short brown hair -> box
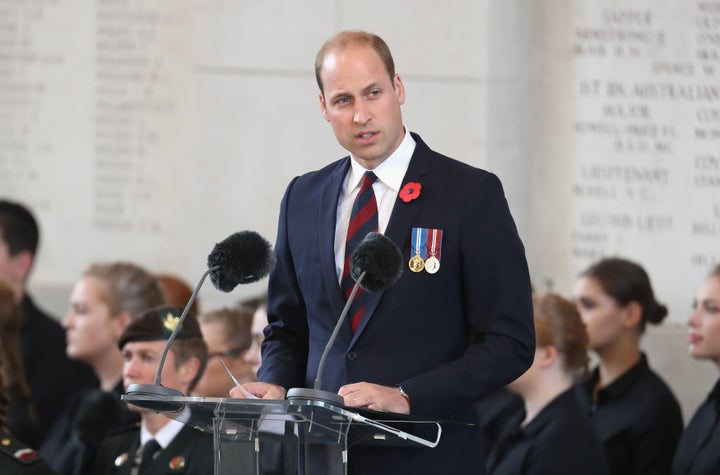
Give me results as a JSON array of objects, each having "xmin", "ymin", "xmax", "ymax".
[
  {"xmin": 315, "ymin": 30, "xmax": 395, "ymax": 93},
  {"xmin": 0, "ymin": 199, "xmax": 39, "ymax": 256}
]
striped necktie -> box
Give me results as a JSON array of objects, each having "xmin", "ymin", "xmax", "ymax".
[{"xmin": 341, "ymin": 171, "xmax": 378, "ymax": 332}]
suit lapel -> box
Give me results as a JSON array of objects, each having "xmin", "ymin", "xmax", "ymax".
[
  {"xmin": 349, "ymin": 134, "xmax": 433, "ymax": 344},
  {"xmin": 319, "ymin": 158, "xmax": 352, "ymax": 325}
]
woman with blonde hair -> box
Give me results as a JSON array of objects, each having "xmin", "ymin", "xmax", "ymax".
[
  {"xmin": 672, "ymin": 264, "xmax": 720, "ymax": 474},
  {"xmin": 40, "ymin": 262, "xmax": 165, "ymax": 475},
  {"xmin": 488, "ymin": 293, "xmax": 608, "ymax": 475}
]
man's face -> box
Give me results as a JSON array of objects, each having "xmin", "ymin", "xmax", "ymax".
[
  {"xmin": 0, "ymin": 233, "xmax": 26, "ymax": 299},
  {"xmin": 319, "ymin": 45, "xmax": 406, "ymax": 170}
]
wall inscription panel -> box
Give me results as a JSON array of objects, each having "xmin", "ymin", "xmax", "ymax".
[
  {"xmin": 0, "ymin": 0, "xmax": 198, "ymax": 299},
  {"xmin": 566, "ymin": 0, "xmax": 719, "ymax": 322}
]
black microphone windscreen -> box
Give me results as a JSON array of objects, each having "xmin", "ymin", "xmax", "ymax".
[
  {"xmin": 207, "ymin": 230, "xmax": 276, "ymax": 292},
  {"xmin": 73, "ymin": 389, "xmax": 121, "ymax": 447},
  {"xmin": 350, "ymin": 232, "xmax": 403, "ymax": 293}
]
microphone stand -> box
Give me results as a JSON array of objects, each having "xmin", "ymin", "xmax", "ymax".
[
  {"xmin": 125, "ymin": 265, "xmax": 220, "ymax": 411},
  {"xmin": 286, "ymin": 271, "xmax": 366, "ymax": 406}
]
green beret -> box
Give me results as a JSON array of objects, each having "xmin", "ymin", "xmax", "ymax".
[{"xmin": 118, "ymin": 306, "xmax": 203, "ymax": 350}]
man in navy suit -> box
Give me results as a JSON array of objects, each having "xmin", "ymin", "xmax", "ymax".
[{"xmin": 231, "ymin": 30, "xmax": 535, "ymax": 474}]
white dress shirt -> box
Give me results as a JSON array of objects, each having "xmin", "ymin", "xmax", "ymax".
[{"xmin": 334, "ymin": 128, "xmax": 416, "ymax": 282}]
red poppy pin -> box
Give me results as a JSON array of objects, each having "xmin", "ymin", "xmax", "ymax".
[{"xmin": 399, "ymin": 182, "xmax": 422, "ymax": 203}]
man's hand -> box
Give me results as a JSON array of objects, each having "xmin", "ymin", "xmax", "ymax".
[
  {"xmin": 338, "ymin": 382, "xmax": 410, "ymax": 414},
  {"xmin": 229, "ymin": 382, "xmax": 286, "ymax": 400}
]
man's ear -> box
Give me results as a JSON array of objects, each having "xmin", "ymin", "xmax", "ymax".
[
  {"xmin": 393, "ymin": 74, "xmax": 406, "ymax": 105},
  {"xmin": 319, "ymin": 93, "xmax": 329, "ymax": 122}
]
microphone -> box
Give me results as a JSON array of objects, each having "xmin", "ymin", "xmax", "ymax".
[
  {"xmin": 125, "ymin": 231, "xmax": 275, "ymax": 410},
  {"xmin": 286, "ymin": 232, "xmax": 403, "ymax": 406}
]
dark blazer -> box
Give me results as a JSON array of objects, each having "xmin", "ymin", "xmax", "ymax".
[
  {"xmin": 575, "ymin": 354, "xmax": 683, "ymax": 475},
  {"xmin": 9, "ymin": 295, "xmax": 97, "ymax": 448},
  {"xmin": 94, "ymin": 424, "xmax": 214, "ymax": 475},
  {"xmin": 477, "ymin": 388, "xmax": 524, "ymax": 459},
  {"xmin": 672, "ymin": 379, "xmax": 720, "ymax": 475},
  {"xmin": 39, "ymin": 383, "xmax": 140, "ymax": 475},
  {"xmin": 488, "ymin": 389, "xmax": 610, "ymax": 475},
  {"xmin": 260, "ymin": 133, "xmax": 535, "ymax": 474}
]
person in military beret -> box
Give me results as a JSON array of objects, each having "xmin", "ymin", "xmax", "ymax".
[
  {"xmin": 0, "ymin": 281, "xmax": 56, "ymax": 474},
  {"xmin": 94, "ymin": 306, "xmax": 214, "ymax": 475}
]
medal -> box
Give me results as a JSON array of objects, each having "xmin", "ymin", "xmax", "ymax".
[
  {"xmin": 169, "ymin": 456, "xmax": 186, "ymax": 470},
  {"xmin": 114, "ymin": 453, "xmax": 129, "ymax": 467},
  {"xmin": 409, "ymin": 254, "xmax": 425, "ymax": 272},
  {"xmin": 425, "ymin": 229, "xmax": 442, "ymax": 274},
  {"xmin": 409, "ymin": 228, "xmax": 426, "ymax": 272}
]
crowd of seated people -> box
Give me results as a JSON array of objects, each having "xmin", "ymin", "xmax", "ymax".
[{"xmin": 3, "ymin": 196, "xmax": 719, "ymax": 475}]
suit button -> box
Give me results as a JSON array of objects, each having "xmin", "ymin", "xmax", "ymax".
[{"xmin": 346, "ymin": 351, "xmax": 357, "ymax": 360}]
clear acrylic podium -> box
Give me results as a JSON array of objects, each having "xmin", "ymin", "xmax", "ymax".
[{"xmin": 123, "ymin": 393, "xmax": 442, "ymax": 475}]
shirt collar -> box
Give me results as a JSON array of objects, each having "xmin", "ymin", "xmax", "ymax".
[
  {"xmin": 347, "ymin": 127, "xmax": 416, "ymax": 194},
  {"xmin": 590, "ymin": 353, "xmax": 650, "ymax": 402},
  {"xmin": 140, "ymin": 409, "xmax": 189, "ymax": 449}
]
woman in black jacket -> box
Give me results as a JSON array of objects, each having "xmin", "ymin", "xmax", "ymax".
[
  {"xmin": 488, "ymin": 293, "xmax": 609, "ymax": 475},
  {"xmin": 39, "ymin": 262, "xmax": 165, "ymax": 475},
  {"xmin": 573, "ymin": 258, "xmax": 682, "ymax": 475},
  {"xmin": 673, "ymin": 264, "xmax": 720, "ymax": 475}
]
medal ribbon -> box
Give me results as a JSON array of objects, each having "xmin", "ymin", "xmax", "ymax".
[
  {"xmin": 427, "ymin": 229, "xmax": 443, "ymax": 260},
  {"xmin": 411, "ymin": 227, "xmax": 428, "ymax": 259}
]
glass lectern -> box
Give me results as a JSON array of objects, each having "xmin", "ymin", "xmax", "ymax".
[{"xmin": 123, "ymin": 393, "xmax": 442, "ymax": 475}]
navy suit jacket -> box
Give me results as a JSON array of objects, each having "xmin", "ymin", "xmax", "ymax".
[{"xmin": 260, "ymin": 133, "xmax": 534, "ymax": 474}]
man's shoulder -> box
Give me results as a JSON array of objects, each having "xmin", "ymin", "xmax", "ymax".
[
  {"xmin": 295, "ymin": 156, "xmax": 348, "ymax": 182},
  {"xmin": 410, "ymin": 132, "xmax": 496, "ymax": 181},
  {"xmin": 21, "ymin": 294, "xmax": 61, "ymax": 330}
]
